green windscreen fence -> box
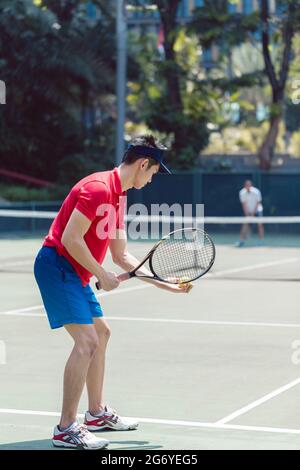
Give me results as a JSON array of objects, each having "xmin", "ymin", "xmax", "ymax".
[
  {"xmin": 127, "ymin": 172, "xmax": 300, "ymax": 216},
  {"xmin": 260, "ymin": 174, "xmax": 300, "ymax": 216}
]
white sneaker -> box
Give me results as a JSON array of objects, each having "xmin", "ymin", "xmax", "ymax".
[
  {"xmin": 52, "ymin": 421, "xmax": 109, "ymax": 449},
  {"xmin": 85, "ymin": 406, "xmax": 139, "ymax": 431}
]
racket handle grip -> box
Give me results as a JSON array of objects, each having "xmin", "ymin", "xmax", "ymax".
[
  {"xmin": 95, "ymin": 272, "xmax": 130, "ymax": 290},
  {"xmin": 117, "ymin": 272, "xmax": 131, "ymax": 282}
]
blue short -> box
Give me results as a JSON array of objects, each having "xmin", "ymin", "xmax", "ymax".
[{"xmin": 34, "ymin": 246, "xmax": 103, "ymax": 329}]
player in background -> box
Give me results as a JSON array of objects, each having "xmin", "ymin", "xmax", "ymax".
[{"xmin": 236, "ymin": 180, "xmax": 264, "ymax": 247}]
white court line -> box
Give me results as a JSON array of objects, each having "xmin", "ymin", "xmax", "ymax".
[
  {"xmin": 99, "ymin": 284, "xmax": 151, "ymax": 297},
  {"xmin": 1, "ymin": 260, "xmax": 33, "ymax": 268},
  {"xmin": 2, "ymin": 309, "xmax": 300, "ymax": 329},
  {"xmin": 0, "ymin": 305, "xmax": 44, "ymax": 315},
  {"xmin": 216, "ymin": 377, "xmax": 300, "ymax": 425},
  {"xmin": 1, "ymin": 408, "xmax": 300, "ymax": 437},
  {"xmin": 103, "ymin": 317, "xmax": 300, "ymax": 329},
  {"xmin": 2, "ymin": 256, "xmax": 298, "ymax": 275},
  {"xmin": 0, "ymin": 285, "xmax": 151, "ymax": 316},
  {"xmin": 207, "ymin": 257, "xmax": 299, "ymax": 278}
]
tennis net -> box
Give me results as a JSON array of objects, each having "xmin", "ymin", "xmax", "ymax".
[
  {"xmin": 0, "ymin": 210, "xmax": 299, "ymax": 281},
  {"xmin": 125, "ymin": 214, "xmax": 300, "ymax": 247},
  {"xmin": 0, "ymin": 209, "xmax": 300, "ymax": 246}
]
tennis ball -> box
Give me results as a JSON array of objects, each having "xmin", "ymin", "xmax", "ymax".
[{"xmin": 178, "ymin": 277, "xmax": 193, "ymax": 292}]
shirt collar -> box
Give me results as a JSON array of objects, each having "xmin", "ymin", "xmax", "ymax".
[{"xmin": 111, "ymin": 167, "xmax": 125, "ymax": 196}]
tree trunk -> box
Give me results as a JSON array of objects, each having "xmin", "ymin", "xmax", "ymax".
[
  {"xmin": 258, "ymin": 113, "xmax": 282, "ymax": 170},
  {"xmin": 155, "ymin": 1, "xmax": 186, "ymax": 152},
  {"xmin": 156, "ymin": 0, "xmax": 182, "ymax": 112},
  {"xmin": 163, "ymin": 42, "xmax": 182, "ymax": 112},
  {"xmin": 258, "ymin": 0, "xmax": 295, "ymax": 170}
]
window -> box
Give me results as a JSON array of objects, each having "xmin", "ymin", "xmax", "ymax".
[
  {"xmin": 86, "ymin": 1, "xmax": 97, "ymax": 19},
  {"xmin": 203, "ymin": 48, "xmax": 214, "ymax": 71},
  {"xmin": 228, "ymin": 0, "xmax": 243, "ymax": 13},
  {"xmin": 243, "ymin": 0, "xmax": 253, "ymax": 14},
  {"xmin": 228, "ymin": 1, "xmax": 237, "ymax": 13},
  {"xmin": 177, "ymin": 0, "xmax": 189, "ymax": 18},
  {"xmin": 194, "ymin": 0, "xmax": 204, "ymax": 7}
]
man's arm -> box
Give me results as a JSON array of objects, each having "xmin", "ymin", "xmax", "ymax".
[
  {"xmin": 252, "ymin": 201, "xmax": 259, "ymax": 215},
  {"xmin": 61, "ymin": 209, "xmax": 119, "ymax": 291},
  {"xmin": 109, "ymin": 230, "xmax": 191, "ymax": 293},
  {"xmin": 240, "ymin": 191, "xmax": 249, "ymax": 216},
  {"xmin": 252, "ymin": 190, "xmax": 262, "ymax": 215}
]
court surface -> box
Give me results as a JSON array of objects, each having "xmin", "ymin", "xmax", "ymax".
[{"xmin": 0, "ymin": 237, "xmax": 300, "ymax": 450}]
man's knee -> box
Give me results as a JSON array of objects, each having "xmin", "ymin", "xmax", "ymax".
[
  {"xmin": 75, "ymin": 333, "xmax": 100, "ymax": 358},
  {"xmin": 94, "ymin": 320, "xmax": 111, "ymax": 341}
]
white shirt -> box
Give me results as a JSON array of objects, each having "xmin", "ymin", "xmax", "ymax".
[{"xmin": 239, "ymin": 187, "xmax": 263, "ymax": 214}]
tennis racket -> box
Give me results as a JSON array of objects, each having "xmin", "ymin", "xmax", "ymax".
[{"xmin": 95, "ymin": 227, "xmax": 215, "ymax": 290}]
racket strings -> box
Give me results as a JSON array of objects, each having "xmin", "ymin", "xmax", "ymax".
[{"xmin": 151, "ymin": 229, "xmax": 215, "ymax": 283}]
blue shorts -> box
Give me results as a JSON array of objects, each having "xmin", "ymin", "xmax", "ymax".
[{"xmin": 34, "ymin": 246, "xmax": 104, "ymax": 329}]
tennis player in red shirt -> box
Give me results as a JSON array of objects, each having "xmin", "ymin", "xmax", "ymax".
[{"xmin": 34, "ymin": 135, "xmax": 191, "ymax": 449}]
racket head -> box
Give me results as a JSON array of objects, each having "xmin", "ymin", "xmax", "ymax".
[{"xmin": 148, "ymin": 227, "xmax": 215, "ymax": 284}]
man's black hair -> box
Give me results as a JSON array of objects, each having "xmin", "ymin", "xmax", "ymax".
[{"xmin": 122, "ymin": 134, "xmax": 166, "ymax": 168}]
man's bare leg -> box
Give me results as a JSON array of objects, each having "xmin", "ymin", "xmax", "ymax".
[
  {"xmin": 86, "ymin": 318, "xmax": 111, "ymax": 415},
  {"xmin": 59, "ymin": 324, "xmax": 99, "ymax": 430},
  {"xmin": 240, "ymin": 223, "xmax": 250, "ymax": 241},
  {"xmin": 258, "ymin": 223, "xmax": 264, "ymax": 240}
]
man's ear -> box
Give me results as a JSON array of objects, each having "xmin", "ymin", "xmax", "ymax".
[{"xmin": 140, "ymin": 158, "xmax": 148, "ymax": 170}]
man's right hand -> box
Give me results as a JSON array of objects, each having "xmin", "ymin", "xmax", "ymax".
[{"xmin": 97, "ymin": 271, "xmax": 120, "ymax": 291}]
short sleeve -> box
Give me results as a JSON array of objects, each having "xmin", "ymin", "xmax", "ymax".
[
  {"xmin": 75, "ymin": 181, "xmax": 110, "ymax": 221},
  {"xmin": 256, "ymin": 189, "xmax": 262, "ymax": 202},
  {"xmin": 239, "ymin": 189, "xmax": 246, "ymax": 203}
]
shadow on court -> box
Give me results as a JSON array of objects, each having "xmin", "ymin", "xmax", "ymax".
[
  {"xmin": 0, "ymin": 439, "xmax": 162, "ymax": 451},
  {"xmin": 107, "ymin": 441, "xmax": 163, "ymax": 450},
  {"xmin": 0, "ymin": 440, "xmax": 53, "ymax": 450}
]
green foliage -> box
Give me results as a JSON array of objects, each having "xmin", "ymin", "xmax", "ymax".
[
  {"xmin": 285, "ymin": 101, "xmax": 300, "ymax": 133},
  {"xmin": 269, "ymin": 102, "xmax": 283, "ymax": 118},
  {"xmin": 58, "ymin": 124, "xmax": 116, "ymax": 185},
  {"xmin": 127, "ymin": 29, "xmax": 216, "ymax": 169},
  {"xmin": 190, "ymin": 1, "xmax": 259, "ymax": 50},
  {"xmin": 203, "ymin": 121, "xmax": 287, "ymax": 155},
  {"xmin": 127, "ymin": 3, "xmax": 269, "ymax": 169},
  {"xmin": 0, "ymin": 183, "xmax": 68, "ymax": 202},
  {"xmin": 0, "ymin": 0, "xmax": 116, "ymax": 183},
  {"xmin": 289, "ymin": 130, "xmax": 300, "ymax": 157},
  {"xmin": 2, "ymin": 0, "xmax": 300, "ymax": 183}
]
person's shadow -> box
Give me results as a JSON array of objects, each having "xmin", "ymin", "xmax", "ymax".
[{"xmin": 0, "ymin": 440, "xmax": 163, "ymax": 450}]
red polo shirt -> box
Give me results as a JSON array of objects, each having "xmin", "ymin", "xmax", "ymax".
[{"xmin": 44, "ymin": 168, "xmax": 126, "ymax": 286}]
